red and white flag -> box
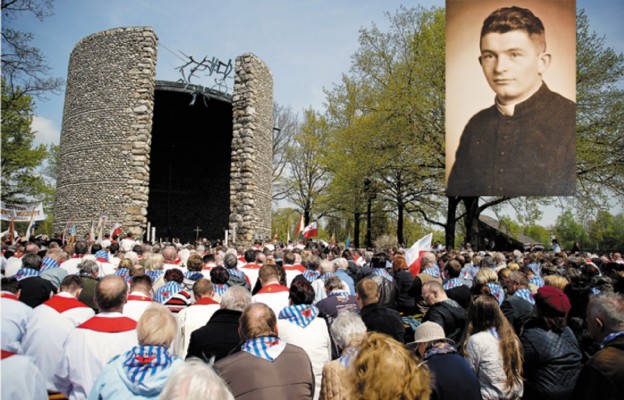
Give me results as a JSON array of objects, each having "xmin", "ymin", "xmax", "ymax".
[
  {"xmin": 302, "ymin": 221, "xmax": 318, "ymax": 238},
  {"xmin": 109, "ymin": 223, "xmax": 122, "ymax": 238},
  {"xmin": 406, "ymin": 233, "xmax": 432, "ymax": 277},
  {"xmin": 295, "ymin": 212, "xmax": 305, "ymax": 235}
]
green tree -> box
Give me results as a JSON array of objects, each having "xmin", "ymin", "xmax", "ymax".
[
  {"xmin": 1, "ymin": 0, "xmax": 63, "ymax": 98},
  {"xmin": 553, "ymin": 210, "xmax": 590, "ymax": 250},
  {"xmin": 283, "ymin": 109, "xmax": 331, "ymax": 225},
  {"xmin": 1, "ymin": 79, "xmax": 49, "ymax": 203},
  {"xmin": 575, "ymin": 10, "xmax": 624, "ymax": 211},
  {"xmin": 324, "ymin": 6, "xmax": 446, "ymax": 246},
  {"xmin": 272, "ymin": 103, "xmax": 298, "ymax": 203}
]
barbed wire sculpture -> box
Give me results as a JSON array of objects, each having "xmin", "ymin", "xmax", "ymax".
[{"xmin": 175, "ymin": 52, "xmax": 234, "ymax": 106}]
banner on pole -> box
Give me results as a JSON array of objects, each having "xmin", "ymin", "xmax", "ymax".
[{"xmin": 0, "ymin": 202, "xmax": 46, "ymax": 222}]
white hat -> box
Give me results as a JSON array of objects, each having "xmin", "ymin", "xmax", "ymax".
[{"xmin": 406, "ymin": 321, "xmax": 454, "ymax": 347}]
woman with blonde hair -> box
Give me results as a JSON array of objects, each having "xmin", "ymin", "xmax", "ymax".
[
  {"xmin": 473, "ymin": 267, "xmax": 505, "ymax": 305},
  {"xmin": 144, "ymin": 253, "xmax": 165, "ymax": 291},
  {"xmin": 463, "ymin": 295, "xmax": 524, "ymax": 399},
  {"xmin": 345, "ymin": 332, "xmax": 431, "ymax": 400},
  {"xmin": 87, "ymin": 303, "xmax": 183, "ymax": 399}
]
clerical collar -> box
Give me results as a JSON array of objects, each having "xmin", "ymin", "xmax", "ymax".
[{"xmin": 495, "ymin": 82, "xmax": 543, "ymax": 117}]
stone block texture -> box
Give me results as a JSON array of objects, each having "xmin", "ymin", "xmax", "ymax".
[
  {"xmin": 229, "ymin": 54, "xmax": 274, "ymax": 245},
  {"xmin": 54, "ymin": 27, "xmax": 157, "ymax": 237}
]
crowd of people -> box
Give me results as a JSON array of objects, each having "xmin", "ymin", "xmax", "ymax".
[{"xmin": 1, "ymin": 233, "xmax": 623, "ymax": 399}]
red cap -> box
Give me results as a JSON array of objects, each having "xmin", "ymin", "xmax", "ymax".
[{"xmin": 536, "ymin": 285, "xmax": 571, "ymax": 316}]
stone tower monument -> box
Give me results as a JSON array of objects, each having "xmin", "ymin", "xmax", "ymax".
[{"xmin": 54, "ymin": 27, "xmax": 273, "ymax": 246}]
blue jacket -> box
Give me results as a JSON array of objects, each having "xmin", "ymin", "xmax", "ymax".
[{"xmin": 87, "ymin": 349, "xmax": 183, "ymax": 399}]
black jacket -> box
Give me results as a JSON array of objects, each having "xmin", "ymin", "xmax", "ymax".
[
  {"xmin": 393, "ymin": 270, "xmax": 416, "ymax": 314},
  {"xmin": 501, "ymin": 295, "xmax": 534, "ymax": 334},
  {"xmin": 520, "ymin": 319, "xmax": 582, "ymax": 400},
  {"xmin": 448, "ymin": 83, "xmax": 576, "ymax": 196},
  {"xmin": 423, "ymin": 299, "xmax": 467, "ymax": 345},
  {"xmin": 425, "ymin": 352, "xmax": 483, "ymax": 400},
  {"xmin": 572, "ymin": 334, "xmax": 624, "ymax": 400},
  {"xmin": 186, "ymin": 309, "xmax": 243, "ymax": 362},
  {"xmin": 360, "ymin": 303, "xmax": 405, "ymax": 343}
]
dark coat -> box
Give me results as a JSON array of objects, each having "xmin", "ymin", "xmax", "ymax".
[
  {"xmin": 447, "ymin": 83, "xmax": 576, "ymax": 196},
  {"xmin": 78, "ymin": 276, "xmax": 98, "ymax": 312},
  {"xmin": 360, "ymin": 303, "xmax": 405, "ymax": 343},
  {"xmin": 520, "ymin": 319, "xmax": 582, "ymax": 400},
  {"xmin": 393, "ymin": 270, "xmax": 416, "ymax": 314},
  {"xmin": 215, "ymin": 343, "xmax": 315, "ymax": 400},
  {"xmin": 423, "ymin": 299, "xmax": 467, "ymax": 345},
  {"xmin": 186, "ymin": 309, "xmax": 243, "ymax": 362},
  {"xmin": 425, "ymin": 352, "xmax": 483, "ymax": 400},
  {"xmin": 446, "ymin": 285, "xmax": 472, "ymax": 311},
  {"xmin": 19, "ymin": 276, "xmax": 55, "ymax": 308},
  {"xmin": 501, "ymin": 295, "xmax": 534, "ymax": 334},
  {"xmin": 572, "ymin": 334, "xmax": 624, "ymax": 400}
]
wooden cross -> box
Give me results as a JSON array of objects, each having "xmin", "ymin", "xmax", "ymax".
[{"xmin": 194, "ymin": 226, "xmax": 202, "ymax": 242}]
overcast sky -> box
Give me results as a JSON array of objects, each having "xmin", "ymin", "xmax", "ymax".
[{"xmin": 9, "ymin": 0, "xmax": 624, "ymax": 227}]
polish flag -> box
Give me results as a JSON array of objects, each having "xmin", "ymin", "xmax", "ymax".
[
  {"xmin": 406, "ymin": 233, "xmax": 433, "ymax": 277},
  {"xmin": 295, "ymin": 212, "xmax": 305, "ymax": 235},
  {"xmin": 109, "ymin": 223, "xmax": 122, "ymax": 238},
  {"xmin": 302, "ymin": 221, "xmax": 318, "ymax": 238}
]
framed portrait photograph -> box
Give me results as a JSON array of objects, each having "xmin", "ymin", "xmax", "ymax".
[{"xmin": 445, "ymin": 0, "xmax": 576, "ymax": 197}]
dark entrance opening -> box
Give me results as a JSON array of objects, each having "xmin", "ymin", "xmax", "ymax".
[{"xmin": 147, "ymin": 82, "xmax": 232, "ymax": 243}]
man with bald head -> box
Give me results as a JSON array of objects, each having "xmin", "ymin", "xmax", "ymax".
[
  {"xmin": 215, "ymin": 303, "xmax": 314, "ymax": 399},
  {"xmin": 54, "ymin": 275, "xmax": 138, "ymax": 400}
]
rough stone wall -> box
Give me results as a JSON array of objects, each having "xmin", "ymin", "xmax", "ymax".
[
  {"xmin": 54, "ymin": 27, "xmax": 157, "ymax": 237},
  {"xmin": 229, "ymin": 54, "xmax": 273, "ymax": 245}
]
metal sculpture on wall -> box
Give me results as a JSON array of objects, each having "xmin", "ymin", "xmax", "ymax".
[{"xmin": 176, "ymin": 52, "xmax": 234, "ymax": 105}]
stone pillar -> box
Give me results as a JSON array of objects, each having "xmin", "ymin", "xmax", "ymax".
[
  {"xmin": 54, "ymin": 27, "xmax": 157, "ymax": 237},
  {"xmin": 229, "ymin": 54, "xmax": 273, "ymax": 246}
]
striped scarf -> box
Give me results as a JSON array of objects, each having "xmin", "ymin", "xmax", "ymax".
[
  {"xmin": 227, "ymin": 268, "xmax": 243, "ymax": 279},
  {"xmin": 486, "ymin": 283, "xmax": 505, "ymax": 305},
  {"xmin": 528, "ymin": 276, "xmax": 545, "ymax": 288},
  {"xmin": 328, "ymin": 290, "xmax": 351, "ymax": 299},
  {"xmin": 443, "ymin": 278, "xmax": 462, "ymax": 290},
  {"xmin": 372, "ymin": 268, "xmax": 394, "ymax": 282},
  {"xmin": 420, "ymin": 267, "xmax": 441, "ymax": 279},
  {"xmin": 528, "ymin": 263, "xmax": 541, "ymax": 276},
  {"xmin": 184, "ymin": 271, "xmax": 203, "ymax": 281},
  {"xmin": 146, "ymin": 270, "xmax": 163, "ymax": 282},
  {"xmin": 302, "ymin": 270, "xmax": 320, "ymax": 283},
  {"xmin": 15, "ymin": 268, "xmax": 39, "ymax": 280},
  {"xmin": 278, "ymin": 304, "xmax": 319, "ymax": 328},
  {"xmin": 319, "ymin": 272, "xmax": 335, "ymax": 281},
  {"xmin": 460, "ymin": 265, "xmax": 479, "ymax": 280},
  {"xmin": 600, "ymin": 331, "xmax": 624, "ymax": 349},
  {"xmin": 214, "ymin": 283, "xmax": 229, "ymax": 297},
  {"xmin": 513, "ymin": 288, "xmax": 535, "ymax": 305},
  {"xmin": 241, "ymin": 336, "xmax": 286, "ymax": 362},
  {"xmin": 115, "ymin": 268, "xmax": 130, "ymax": 277},
  {"xmin": 153, "ymin": 281, "xmax": 183, "ymax": 304},
  {"xmin": 338, "ymin": 346, "xmax": 360, "ymax": 368},
  {"xmin": 95, "ymin": 250, "xmax": 109, "ymax": 262},
  {"xmin": 40, "ymin": 256, "xmax": 60, "ymax": 272},
  {"xmin": 122, "ymin": 345, "xmax": 173, "ymax": 385}
]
